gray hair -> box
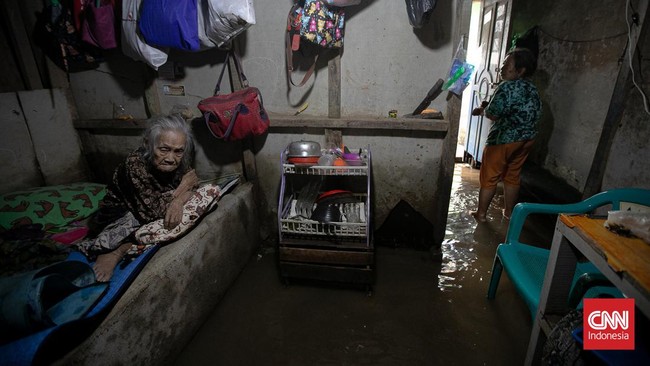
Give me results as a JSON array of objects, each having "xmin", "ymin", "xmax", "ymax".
[
  {"xmin": 142, "ymin": 114, "xmax": 195, "ymax": 171},
  {"xmin": 508, "ymin": 48, "xmax": 538, "ymax": 78}
]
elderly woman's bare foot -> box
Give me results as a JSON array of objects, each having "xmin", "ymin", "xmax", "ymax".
[
  {"xmin": 470, "ymin": 211, "xmax": 487, "ymax": 223},
  {"xmin": 93, "ymin": 243, "xmax": 132, "ymax": 282}
]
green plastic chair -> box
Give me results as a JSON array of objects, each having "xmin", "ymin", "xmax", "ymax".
[{"xmin": 486, "ymin": 188, "xmax": 650, "ymax": 320}]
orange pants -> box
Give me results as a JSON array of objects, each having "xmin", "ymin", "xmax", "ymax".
[{"xmin": 480, "ymin": 140, "xmax": 534, "ymax": 189}]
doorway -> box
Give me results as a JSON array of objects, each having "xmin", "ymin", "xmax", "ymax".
[{"xmin": 458, "ymin": 0, "xmax": 513, "ymax": 168}]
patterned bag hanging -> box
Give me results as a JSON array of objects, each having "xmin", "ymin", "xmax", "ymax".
[
  {"xmin": 286, "ymin": 0, "xmax": 346, "ymax": 87},
  {"xmin": 299, "ymin": 0, "xmax": 345, "ymax": 48}
]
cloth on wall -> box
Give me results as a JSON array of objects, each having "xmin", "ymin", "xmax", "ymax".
[
  {"xmin": 33, "ymin": 0, "xmax": 101, "ymax": 72},
  {"xmin": 79, "ymin": 0, "xmax": 118, "ymax": 50}
]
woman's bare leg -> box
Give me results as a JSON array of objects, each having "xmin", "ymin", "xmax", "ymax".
[
  {"xmin": 93, "ymin": 243, "xmax": 131, "ymax": 282},
  {"xmin": 502, "ymin": 184, "xmax": 520, "ymax": 219},
  {"xmin": 471, "ymin": 187, "xmax": 496, "ymax": 222}
]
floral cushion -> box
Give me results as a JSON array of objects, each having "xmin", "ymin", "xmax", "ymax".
[
  {"xmin": 134, "ymin": 184, "xmax": 222, "ymax": 245},
  {"xmin": 0, "ymin": 183, "xmax": 106, "ymax": 231}
]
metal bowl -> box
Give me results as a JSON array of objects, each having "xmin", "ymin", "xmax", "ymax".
[
  {"xmin": 311, "ymin": 202, "xmax": 342, "ymax": 223},
  {"xmin": 287, "ymin": 141, "xmax": 321, "ymax": 157}
]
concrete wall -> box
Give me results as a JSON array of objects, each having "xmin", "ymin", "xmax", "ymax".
[
  {"xmin": 0, "ymin": 89, "xmax": 88, "ymax": 195},
  {"xmin": 254, "ymin": 128, "xmax": 446, "ymax": 242},
  {"xmin": 75, "ymin": 120, "xmax": 245, "ymax": 184},
  {"xmin": 63, "ymin": 0, "xmax": 463, "ymax": 247},
  {"xmin": 67, "ymin": 1, "xmax": 456, "ymax": 119},
  {"xmin": 74, "ymin": 122, "xmax": 447, "ymax": 247},
  {"xmin": 602, "ymin": 17, "xmax": 650, "ymax": 191},
  {"xmin": 511, "ymin": 0, "xmax": 650, "ymax": 192}
]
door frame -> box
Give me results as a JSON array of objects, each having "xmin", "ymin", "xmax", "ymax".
[{"xmin": 463, "ymin": 0, "xmax": 513, "ymax": 167}]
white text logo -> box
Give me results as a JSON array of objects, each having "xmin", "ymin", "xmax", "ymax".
[{"xmin": 587, "ymin": 310, "xmax": 629, "ymax": 330}]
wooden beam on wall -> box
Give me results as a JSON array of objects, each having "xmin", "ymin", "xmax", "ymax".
[
  {"xmin": 325, "ymin": 129, "xmax": 343, "ymax": 150},
  {"xmin": 583, "ymin": 0, "xmax": 648, "ymax": 198},
  {"xmin": 1, "ymin": 0, "xmax": 43, "ymax": 90},
  {"xmin": 228, "ymin": 49, "xmax": 245, "ymax": 92},
  {"xmin": 328, "ymin": 51, "xmax": 341, "ymax": 118},
  {"xmin": 143, "ymin": 65, "xmax": 162, "ymax": 118}
]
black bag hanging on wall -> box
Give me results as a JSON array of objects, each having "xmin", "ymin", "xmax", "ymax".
[{"xmin": 405, "ymin": 0, "xmax": 438, "ymax": 28}]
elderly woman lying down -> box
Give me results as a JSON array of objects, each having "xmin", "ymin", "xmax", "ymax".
[{"xmin": 76, "ymin": 114, "xmax": 198, "ymax": 282}]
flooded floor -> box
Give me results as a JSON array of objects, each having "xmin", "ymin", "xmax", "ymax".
[{"xmin": 174, "ymin": 164, "xmax": 554, "ymax": 365}]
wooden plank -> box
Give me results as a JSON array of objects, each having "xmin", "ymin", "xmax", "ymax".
[
  {"xmin": 562, "ymin": 215, "xmax": 650, "ymax": 292},
  {"xmin": 229, "ymin": 43, "xmax": 257, "ymax": 185},
  {"xmin": 279, "ymin": 247, "xmax": 373, "ymax": 266},
  {"xmin": 228, "ymin": 47, "xmax": 245, "ymax": 91},
  {"xmin": 76, "ymin": 116, "xmax": 449, "ymax": 133},
  {"xmin": 0, "ymin": 92, "xmax": 44, "ymax": 194},
  {"xmin": 270, "ymin": 114, "xmax": 449, "ymax": 132},
  {"xmin": 143, "ymin": 66, "xmax": 162, "ymax": 117},
  {"xmin": 280, "ymin": 237, "xmax": 370, "ymax": 250},
  {"xmin": 324, "ymin": 129, "xmax": 342, "ymax": 150},
  {"xmin": 74, "ymin": 119, "xmax": 150, "ymax": 130},
  {"xmin": 17, "ymin": 0, "xmax": 54, "ymax": 89},
  {"xmin": 1, "ymin": 0, "xmax": 42, "ymax": 89},
  {"xmin": 328, "ymin": 52, "xmax": 341, "ymax": 118},
  {"xmin": 18, "ymin": 89, "xmax": 90, "ymax": 185},
  {"xmin": 279, "ymin": 262, "xmax": 373, "ymax": 284},
  {"xmin": 583, "ymin": 0, "xmax": 648, "ymax": 197}
]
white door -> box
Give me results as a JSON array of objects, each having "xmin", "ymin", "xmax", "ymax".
[{"xmin": 464, "ymin": 0, "xmax": 512, "ymax": 167}]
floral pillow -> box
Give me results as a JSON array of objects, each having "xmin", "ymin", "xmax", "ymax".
[
  {"xmin": 134, "ymin": 184, "xmax": 223, "ymax": 245},
  {"xmin": 0, "ymin": 183, "xmax": 106, "ymax": 231}
]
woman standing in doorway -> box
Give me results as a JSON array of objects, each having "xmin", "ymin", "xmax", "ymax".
[{"xmin": 470, "ymin": 48, "xmax": 542, "ymax": 222}]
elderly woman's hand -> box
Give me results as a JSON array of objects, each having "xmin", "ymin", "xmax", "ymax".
[
  {"xmin": 164, "ymin": 200, "xmax": 183, "ymax": 229},
  {"xmin": 164, "ymin": 191, "xmax": 193, "ymax": 229},
  {"xmin": 166, "ymin": 170, "xmax": 198, "ymax": 229},
  {"xmin": 174, "ymin": 169, "xmax": 199, "ymax": 197}
]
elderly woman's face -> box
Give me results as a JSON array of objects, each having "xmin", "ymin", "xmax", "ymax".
[
  {"xmin": 499, "ymin": 54, "xmax": 524, "ymax": 81},
  {"xmin": 153, "ymin": 130, "xmax": 186, "ymax": 172}
]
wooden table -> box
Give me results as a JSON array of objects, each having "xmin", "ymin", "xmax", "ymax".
[{"xmin": 525, "ymin": 214, "xmax": 650, "ymax": 364}]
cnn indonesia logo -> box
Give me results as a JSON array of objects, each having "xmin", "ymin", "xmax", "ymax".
[{"xmin": 583, "ymin": 298, "xmax": 635, "ymax": 350}]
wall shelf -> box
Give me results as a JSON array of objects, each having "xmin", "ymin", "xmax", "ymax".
[
  {"xmin": 75, "ymin": 116, "xmax": 449, "ymax": 133},
  {"xmin": 269, "ymin": 114, "xmax": 449, "ymax": 132}
]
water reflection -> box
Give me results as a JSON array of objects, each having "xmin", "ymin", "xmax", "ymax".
[{"xmin": 438, "ymin": 164, "xmax": 506, "ymax": 291}]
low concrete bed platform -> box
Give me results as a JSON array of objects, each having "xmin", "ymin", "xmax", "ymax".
[{"xmin": 56, "ymin": 182, "xmax": 259, "ymax": 365}]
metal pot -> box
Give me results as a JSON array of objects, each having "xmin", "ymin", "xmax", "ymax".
[{"xmin": 287, "ymin": 141, "xmax": 321, "ymax": 157}]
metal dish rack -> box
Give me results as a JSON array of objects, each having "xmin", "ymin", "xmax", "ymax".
[
  {"xmin": 280, "ymin": 219, "xmax": 367, "ymax": 237},
  {"xmin": 277, "ymin": 146, "xmax": 374, "ymax": 291}
]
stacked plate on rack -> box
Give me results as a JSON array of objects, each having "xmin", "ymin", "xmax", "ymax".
[{"xmin": 286, "ymin": 140, "xmax": 321, "ymax": 166}]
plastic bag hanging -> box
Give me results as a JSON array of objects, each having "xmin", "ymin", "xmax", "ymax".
[
  {"xmin": 405, "ymin": 0, "xmax": 438, "ymax": 28},
  {"xmin": 443, "ymin": 37, "xmax": 475, "ymax": 96}
]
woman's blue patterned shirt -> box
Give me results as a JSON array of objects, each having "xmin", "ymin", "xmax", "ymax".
[{"xmin": 485, "ymin": 78, "xmax": 542, "ymax": 145}]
